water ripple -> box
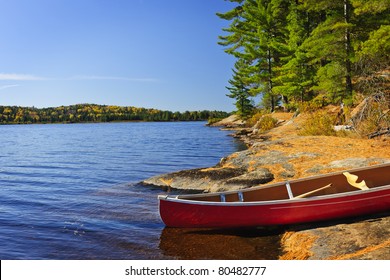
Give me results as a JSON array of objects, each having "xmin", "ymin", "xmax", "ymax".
[{"xmin": 0, "ymin": 122, "xmax": 243, "ymax": 259}]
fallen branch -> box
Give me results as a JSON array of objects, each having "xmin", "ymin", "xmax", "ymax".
[{"xmin": 368, "ymin": 128, "xmax": 390, "ymax": 139}]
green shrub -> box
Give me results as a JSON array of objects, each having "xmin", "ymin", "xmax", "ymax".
[{"xmin": 207, "ymin": 117, "xmax": 223, "ymax": 125}]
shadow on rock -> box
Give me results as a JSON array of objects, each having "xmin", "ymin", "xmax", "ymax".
[
  {"xmin": 159, "ymin": 227, "xmax": 283, "ymax": 260},
  {"xmin": 286, "ymin": 211, "xmax": 390, "ymax": 233}
]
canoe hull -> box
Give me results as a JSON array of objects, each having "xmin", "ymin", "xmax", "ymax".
[{"xmin": 159, "ymin": 186, "xmax": 390, "ymax": 228}]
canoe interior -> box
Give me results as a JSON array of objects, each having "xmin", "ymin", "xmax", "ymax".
[{"xmin": 176, "ymin": 163, "xmax": 390, "ymax": 203}]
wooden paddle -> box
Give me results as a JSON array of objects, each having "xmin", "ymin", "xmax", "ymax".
[{"xmin": 293, "ymin": 183, "xmax": 333, "ymax": 199}]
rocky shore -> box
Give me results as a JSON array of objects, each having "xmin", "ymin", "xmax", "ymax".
[{"xmin": 142, "ymin": 111, "xmax": 390, "ymax": 259}]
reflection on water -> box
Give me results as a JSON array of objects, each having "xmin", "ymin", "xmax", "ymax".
[{"xmin": 159, "ymin": 227, "xmax": 283, "ymax": 260}]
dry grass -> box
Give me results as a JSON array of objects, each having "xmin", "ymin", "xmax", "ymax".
[
  {"xmin": 159, "ymin": 178, "xmax": 173, "ymax": 186},
  {"xmin": 279, "ymin": 231, "xmax": 318, "ymax": 260},
  {"xmin": 258, "ymin": 135, "xmax": 390, "ymax": 182},
  {"xmin": 247, "ymin": 160, "xmax": 258, "ymax": 172},
  {"xmin": 201, "ymin": 162, "xmax": 237, "ymax": 172},
  {"xmin": 328, "ymin": 239, "xmax": 390, "ymax": 260},
  {"xmin": 250, "ymin": 109, "xmax": 390, "ymax": 180}
]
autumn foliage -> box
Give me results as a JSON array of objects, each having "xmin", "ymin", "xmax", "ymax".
[{"xmin": 0, "ymin": 104, "xmax": 229, "ymax": 124}]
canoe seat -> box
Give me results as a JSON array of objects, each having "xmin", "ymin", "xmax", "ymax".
[
  {"xmin": 285, "ymin": 181, "xmax": 294, "ymax": 199},
  {"xmin": 343, "ymin": 172, "xmax": 369, "ymax": 190},
  {"xmin": 220, "ymin": 192, "xmax": 244, "ymax": 202}
]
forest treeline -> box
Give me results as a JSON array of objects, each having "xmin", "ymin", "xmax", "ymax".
[
  {"xmin": 0, "ymin": 104, "xmax": 230, "ymax": 124},
  {"xmin": 218, "ymin": 0, "xmax": 390, "ymax": 117}
]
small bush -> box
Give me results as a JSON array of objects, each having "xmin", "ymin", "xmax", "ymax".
[
  {"xmin": 245, "ymin": 111, "xmax": 267, "ymax": 127},
  {"xmin": 352, "ymin": 96, "xmax": 390, "ymax": 137},
  {"xmin": 297, "ymin": 100, "xmax": 324, "ymax": 113},
  {"xmin": 207, "ymin": 117, "xmax": 223, "ymax": 125},
  {"xmin": 299, "ymin": 111, "xmax": 336, "ymax": 136},
  {"xmin": 255, "ymin": 115, "xmax": 279, "ymax": 132},
  {"xmin": 356, "ymin": 107, "xmax": 390, "ymax": 137}
]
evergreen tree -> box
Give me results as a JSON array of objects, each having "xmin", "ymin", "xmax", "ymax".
[
  {"xmin": 218, "ymin": 0, "xmax": 390, "ymax": 110},
  {"xmin": 217, "ymin": 0, "xmax": 246, "ymax": 58},
  {"xmin": 352, "ymin": 0, "xmax": 390, "ymax": 74},
  {"xmin": 299, "ymin": 0, "xmax": 355, "ymax": 103},
  {"xmin": 300, "ymin": 0, "xmax": 389, "ymax": 103},
  {"xmin": 226, "ymin": 59, "xmax": 255, "ymax": 117},
  {"xmin": 273, "ymin": 1, "xmax": 318, "ymax": 104},
  {"xmin": 241, "ymin": 0, "xmax": 290, "ymax": 111},
  {"xmin": 218, "ymin": 0, "xmax": 291, "ymax": 111}
]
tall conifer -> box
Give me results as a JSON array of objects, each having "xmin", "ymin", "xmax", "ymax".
[
  {"xmin": 226, "ymin": 59, "xmax": 255, "ymax": 117},
  {"xmin": 217, "ymin": 0, "xmax": 390, "ymax": 111}
]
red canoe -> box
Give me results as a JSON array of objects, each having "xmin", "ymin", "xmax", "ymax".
[{"xmin": 158, "ymin": 163, "xmax": 390, "ymax": 228}]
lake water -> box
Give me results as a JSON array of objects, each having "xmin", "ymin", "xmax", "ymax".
[{"xmin": 0, "ymin": 122, "xmax": 281, "ymax": 260}]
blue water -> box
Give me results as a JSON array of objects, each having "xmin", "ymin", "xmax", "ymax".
[{"xmin": 0, "ymin": 121, "xmax": 258, "ymax": 259}]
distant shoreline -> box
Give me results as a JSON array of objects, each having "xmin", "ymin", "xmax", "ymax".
[
  {"xmin": 0, "ymin": 119, "xmax": 210, "ymax": 126},
  {"xmin": 0, "ymin": 103, "xmax": 230, "ymax": 125}
]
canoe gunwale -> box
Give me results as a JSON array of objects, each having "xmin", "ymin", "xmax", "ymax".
[
  {"xmin": 159, "ymin": 163, "xmax": 390, "ymax": 204},
  {"xmin": 158, "ymin": 183, "xmax": 390, "ymax": 207},
  {"xmin": 158, "ymin": 163, "xmax": 390, "ymax": 228}
]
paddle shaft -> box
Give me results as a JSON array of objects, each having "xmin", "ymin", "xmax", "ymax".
[{"xmin": 293, "ymin": 183, "xmax": 333, "ymax": 199}]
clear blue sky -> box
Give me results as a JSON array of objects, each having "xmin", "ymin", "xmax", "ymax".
[{"xmin": 0, "ymin": 0, "xmax": 236, "ymax": 112}]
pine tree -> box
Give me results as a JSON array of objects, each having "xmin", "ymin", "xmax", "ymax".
[
  {"xmin": 352, "ymin": 0, "xmax": 390, "ymax": 74},
  {"xmin": 299, "ymin": 0, "xmax": 355, "ymax": 103},
  {"xmin": 217, "ymin": 0, "xmax": 390, "ymax": 110},
  {"xmin": 273, "ymin": 1, "xmax": 318, "ymax": 104},
  {"xmin": 226, "ymin": 59, "xmax": 255, "ymax": 117},
  {"xmin": 218, "ymin": 0, "xmax": 291, "ymax": 111},
  {"xmin": 241, "ymin": 0, "xmax": 290, "ymax": 111},
  {"xmin": 217, "ymin": 0, "xmax": 246, "ymax": 58},
  {"xmin": 300, "ymin": 0, "xmax": 389, "ymax": 103}
]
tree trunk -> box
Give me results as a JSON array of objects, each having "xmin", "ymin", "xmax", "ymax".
[
  {"xmin": 268, "ymin": 48, "xmax": 275, "ymax": 111},
  {"xmin": 344, "ymin": 0, "xmax": 353, "ymax": 97}
]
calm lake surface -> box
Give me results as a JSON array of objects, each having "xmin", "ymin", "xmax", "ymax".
[{"xmin": 0, "ymin": 122, "xmax": 281, "ymax": 259}]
